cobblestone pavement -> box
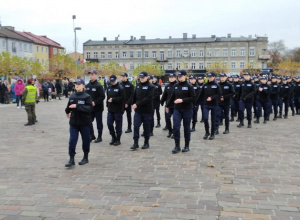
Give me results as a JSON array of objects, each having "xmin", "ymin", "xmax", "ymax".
[{"xmin": 0, "ymin": 98, "xmax": 300, "ymax": 220}]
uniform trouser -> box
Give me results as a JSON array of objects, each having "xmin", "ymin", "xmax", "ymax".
[
  {"xmin": 25, "ymin": 103, "xmax": 36, "ymax": 123},
  {"xmin": 90, "ymin": 111, "xmax": 103, "ymax": 136},
  {"xmin": 283, "ymin": 98, "xmax": 290, "ymax": 116},
  {"xmin": 278, "ymin": 98, "xmax": 283, "ymax": 115},
  {"xmin": 230, "ymin": 99, "xmax": 239, "ymax": 117},
  {"xmin": 123, "ymin": 106, "xmax": 132, "ymax": 129},
  {"xmin": 133, "ymin": 112, "xmax": 151, "ymax": 140},
  {"xmin": 203, "ymin": 105, "xmax": 217, "ymax": 134},
  {"xmin": 165, "ymin": 107, "xmax": 174, "ymax": 132},
  {"xmin": 294, "ymin": 96, "xmax": 300, "ymax": 113},
  {"xmin": 256, "ymin": 100, "xmax": 270, "ymax": 119},
  {"xmin": 69, "ymin": 125, "xmax": 90, "ymax": 156},
  {"xmin": 238, "ymin": 100, "xmax": 253, "ymax": 123},
  {"xmin": 107, "ymin": 111, "xmax": 123, "ymax": 137},
  {"xmin": 289, "ymin": 97, "xmax": 295, "ymax": 113},
  {"xmin": 173, "ymin": 108, "xmax": 193, "ymax": 142},
  {"xmin": 271, "ymin": 99, "xmax": 279, "ymax": 117},
  {"xmin": 43, "ymin": 91, "xmax": 48, "ymax": 101},
  {"xmin": 16, "ymin": 95, "xmax": 23, "ymax": 107},
  {"xmin": 199, "ymin": 101, "xmax": 204, "ymax": 120},
  {"xmin": 64, "ymin": 89, "xmax": 68, "ymax": 98},
  {"xmin": 153, "ymin": 100, "xmax": 161, "ymax": 121},
  {"xmin": 253, "ymin": 99, "xmax": 257, "ymax": 115},
  {"xmin": 217, "ymin": 105, "xmax": 230, "ymax": 129},
  {"xmin": 192, "ymin": 105, "xmax": 199, "ymax": 124}
]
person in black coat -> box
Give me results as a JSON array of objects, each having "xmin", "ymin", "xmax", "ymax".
[
  {"xmin": 270, "ymin": 76, "xmax": 281, "ymax": 120},
  {"xmin": 55, "ymin": 79, "xmax": 62, "ymax": 100},
  {"xmin": 189, "ymin": 75, "xmax": 201, "ymax": 132},
  {"xmin": 254, "ymin": 76, "xmax": 271, "ymax": 124},
  {"xmin": 280, "ymin": 78, "xmax": 291, "ymax": 118},
  {"xmin": 152, "ymin": 76, "xmax": 162, "ymax": 128}
]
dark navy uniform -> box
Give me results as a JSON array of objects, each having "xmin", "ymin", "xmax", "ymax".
[
  {"xmin": 86, "ymin": 71, "xmax": 106, "ymax": 142},
  {"xmin": 167, "ymin": 70, "xmax": 195, "ymax": 153},
  {"xmin": 277, "ymin": 77, "xmax": 284, "ymax": 118},
  {"xmin": 197, "ymin": 77, "xmax": 205, "ymax": 122},
  {"xmin": 280, "ymin": 79, "xmax": 291, "ymax": 118},
  {"xmin": 254, "ymin": 77, "xmax": 271, "ymax": 124},
  {"xmin": 199, "ymin": 72, "xmax": 222, "ymax": 140},
  {"xmin": 253, "ymin": 77, "xmax": 260, "ymax": 118},
  {"xmin": 270, "ymin": 77, "xmax": 281, "ymax": 120},
  {"xmin": 152, "ymin": 79, "xmax": 162, "ymax": 129},
  {"xmin": 189, "ymin": 76, "xmax": 201, "ymax": 131},
  {"xmin": 131, "ymin": 72, "xmax": 155, "ymax": 150},
  {"xmin": 294, "ymin": 77, "xmax": 300, "ymax": 114},
  {"xmin": 288, "ymin": 77, "xmax": 296, "ymax": 116},
  {"xmin": 120, "ymin": 74, "xmax": 135, "ymax": 132},
  {"xmin": 231, "ymin": 77, "xmax": 241, "ymax": 121},
  {"xmin": 106, "ymin": 75, "xmax": 125, "ymax": 145}
]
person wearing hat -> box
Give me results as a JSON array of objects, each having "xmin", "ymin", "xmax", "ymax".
[
  {"xmin": 294, "ymin": 76, "xmax": 300, "ymax": 115},
  {"xmin": 130, "ymin": 72, "xmax": 155, "ymax": 150},
  {"xmin": 270, "ymin": 76, "xmax": 281, "ymax": 120},
  {"xmin": 228, "ymin": 75, "xmax": 233, "ymax": 84},
  {"xmin": 152, "ymin": 75, "xmax": 163, "ymax": 128},
  {"xmin": 230, "ymin": 75, "xmax": 241, "ymax": 122},
  {"xmin": 22, "ymin": 78, "xmax": 38, "ymax": 126},
  {"xmin": 199, "ymin": 72, "xmax": 222, "ymax": 140},
  {"xmin": 280, "ymin": 78, "xmax": 291, "ymax": 118},
  {"xmin": 277, "ymin": 76, "xmax": 283, "ymax": 118},
  {"xmin": 189, "ymin": 75, "xmax": 200, "ymax": 132},
  {"xmin": 160, "ymin": 73, "xmax": 177, "ymax": 138},
  {"xmin": 237, "ymin": 72, "xmax": 256, "ymax": 128},
  {"xmin": 287, "ymin": 76, "xmax": 296, "ymax": 116},
  {"xmin": 106, "ymin": 75, "xmax": 125, "ymax": 146},
  {"xmin": 146, "ymin": 75, "xmax": 155, "ymax": 137},
  {"xmin": 65, "ymin": 79, "xmax": 93, "ymax": 167},
  {"xmin": 254, "ymin": 77, "xmax": 271, "ymax": 124},
  {"xmin": 166, "ymin": 70, "xmax": 196, "ymax": 153},
  {"xmin": 216, "ymin": 73, "xmax": 235, "ymax": 134},
  {"xmin": 86, "ymin": 70, "xmax": 106, "ymax": 143},
  {"xmin": 252, "ymin": 75, "xmax": 260, "ymax": 119},
  {"xmin": 197, "ymin": 76, "xmax": 205, "ymax": 123},
  {"xmin": 120, "ymin": 73, "xmax": 135, "ymax": 133}
]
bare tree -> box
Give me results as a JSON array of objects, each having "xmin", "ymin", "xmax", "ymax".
[
  {"xmin": 268, "ymin": 40, "xmax": 286, "ymax": 67},
  {"xmin": 291, "ymin": 48, "xmax": 300, "ymax": 62}
]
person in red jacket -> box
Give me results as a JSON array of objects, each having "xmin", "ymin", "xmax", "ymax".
[{"xmin": 14, "ymin": 79, "xmax": 25, "ymax": 108}]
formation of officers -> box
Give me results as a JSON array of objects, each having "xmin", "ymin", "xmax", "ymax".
[{"xmin": 64, "ymin": 69, "xmax": 300, "ymax": 167}]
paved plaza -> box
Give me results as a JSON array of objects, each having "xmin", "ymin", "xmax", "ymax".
[{"xmin": 0, "ymin": 98, "xmax": 300, "ymax": 220}]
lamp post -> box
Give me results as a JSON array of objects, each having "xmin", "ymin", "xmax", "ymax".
[{"xmin": 72, "ymin": 15, "xmax": 81, "ymax": 79}]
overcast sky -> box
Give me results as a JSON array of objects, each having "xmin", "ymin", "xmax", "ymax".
[{"xmin": 1, "ymin": 0, "xmax": 299, "ymax": 54}]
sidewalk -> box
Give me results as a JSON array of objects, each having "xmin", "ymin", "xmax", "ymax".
[{"xmin": 0, "ymin": 98, "xmax": 299, "ymax": 220}]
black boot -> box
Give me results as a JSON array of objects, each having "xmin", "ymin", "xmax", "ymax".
[
  {"xmin": 215, "ymin": 128, "xmax": 219, "ymax": 135},
  {"xmin": 78, "ymin": 153, "xmax": 89, "ymax": 165},
  {"xmin": 223, "ymin": 126, "xmax": 229, "ymax": 134},
  {"xmin": 191, "ymin": 122, "xmax": 196, "ymax": 132},
  {"xmin": 247, "ymin": 123, "xmax": 252, "ymax": 128},
  {"xmin": 155, "ymin": 120, "xmax": 161, "ymax": 128},
  {"xmin": 200, "ymin": 119, "xmax": 204, "ymax": 123},
  {"xmin": 65, "ymin": 156, "xmax": 75, "ymax": 167},
  {"xmin": 172, "ymin": 141, "xmax": 181, "ymax": 154},
  {"xmin": 292, "ymin": 111, "xmax": 295, "ymax": 116},
  {"xmin": 182, "ymin": 140, "xmax": 190, "ymax": 152},
  {"xmin": 278, "ymin": 114, "xmax": 282, "ymax": 118},
  {"xmin": 237, "ymin": 120, "xmax": 244, "ymax": 127},
  {"xmin": 109, "ymin": 134, "xmax": 116, "ymax": 145},
  {"xmin": 94, "ymin": 133, "xmax": 102, "ymax": 143},
  {"xmin": 203, "ymin": 133, "xmax": 210, "ymax": 140},
  {"xmin": 284, "ymin": 114, "xmax": 288, "ymax": 119},
  {"xmin": 230, "ymin": 117, "xmax": 234, "ymax": 122},
  {"xmin": 263, "ymin": 118, "xmax": 267, "ymax": 124},
  {"xmin": 114, "ymin": 135, "xmax": 121, "ymax": 146},
  {"xmin": 90, "ymin": 134, "xmax": 96, "ymax": 143},
  {"xmin": 209, "ymin": 133, "xmax": 215, "ymax": 140},
  {"xmin": 24, "ymin": 122, "xmax": 32, "ymax": 126},
  {"xmin": 130, "ymin": 139, "xmax": 139, "ymax": 150},
  {"xmin": 254, "ymin": 118, "xmax": 260, "ymax": 123},
  {"xmin": 142, "ymin": 139, "xmax": 150, "ymax": 149},
  {"xmin": 167, "ymin": 130, "xmax": 172, "ymax": 138},
  {"xmin": 125, "ymin": 128, "xmax": 132, "ymax": 133},
  {"xmin": 273, "ymin": 116, "xmax": 277, "ymax": 121},
  {"xmin": 162, "ymin": 126, "xmax": 168, "ymax": 130}
]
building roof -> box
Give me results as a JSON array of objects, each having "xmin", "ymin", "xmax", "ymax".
[
  {"xmin": 38, "ymin": 35, "xmax": 64, "ymax": 49},
  {"xmin": 84, "ymin": 35, "xmax": 267, "ymax": 46},
  {"xmin": 16, "ymin": 31, "xmax": 48, "ymax": 46},
  {"xmin": 0, "ymin": 27, "xmax": 33, "ymax": 42}
]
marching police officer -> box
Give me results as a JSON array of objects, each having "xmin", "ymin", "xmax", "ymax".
[
  {"xmin": 106, "ymin": 75, "xmax": 125, "ymax": 146},
  {"xmin": 152, "ymin": 76, "xmax": 163, "ymax": 128},
  {"xmin": 254, "ymin": 76, "xmax": 271, "ymax": 124},
  {"xmin": 270, "ymin": 76, "xmax": 281, "ymax": 121},
  {"xmin": 277, "ymin": 76, "xmax": 284, "ymax": 118},
  {"xmin": 161, "ymin": 73, "xmax": 177, "ymax": 138},
  {"xmin": 22, "ymin": 78, "xmax": 38, "ymax": 126},
  {"xmin": 120, "ymin": 73, "xmax": 135, "ymax": 133},
  {"xmin": 237, "ymin": 72, "xmax": 256, "ymax": 128},
  {"xmin": 189, "ymin": 75, "xmax": 200, "ymax": 132},
  {"xmin": 199, "ymin": 72, "xmax": 222, "ymax": 140},
  {"xmin": 197, "ymin": 76, "xmax": 205, "ymax": 123},
  {"xmin": 294, "ymin": 76, "xmax": 300, "ymax": 114},
  {"xmin": 217, "ymin": 73, "xmax": 235, "ymax": 134},
  {"xmin": 130, "ymin": 72, "xmax": 155, "ymax": 150},
  {"xmin": 287, "ymin": 76, "xmax": 296, "ymax": 116},
  {"xmin": 280, "ymin": 78, "xmax": 291, "ymax": 118},
  {"xmin": 231, "ymin": 75, "xmax": 241, "ymax": 122},
  {"xmin": 86, "ymin": 70, "xmax": 105, "ymax": 143},
  {"xmin": 166, "ymin": 70, "xmax": 195, "ymax": 153}
]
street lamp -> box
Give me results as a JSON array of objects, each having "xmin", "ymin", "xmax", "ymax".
[{"xmin": 74, "ymin": 27, "xmax": 81, "ymax": 79}]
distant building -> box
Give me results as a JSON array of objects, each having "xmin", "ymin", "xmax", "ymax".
[
  {"xmin": 83, "ymin": 33, "xmax": 270, "ymax": 74},
  {"xmin": 67, "ymin": 52, "xmax": 84, "ymax": 64}
]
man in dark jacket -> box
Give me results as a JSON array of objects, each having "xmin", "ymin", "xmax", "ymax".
[
  {"xmin": 189, "ymin": 75, "xmax": 200, "ymax": 132},
  {"xmin": 130, "ymin": 72, "xmax": 155, "ymax": 150},
  {"xmin": 86, "ymin": 70, "xmax": 106, "ymax": 143},
  {"xmin": 106, "ymin": 75, "xmax": 125, "ymax": 146},
  {"xmin": 55, "ymin": 79, "xmax": 62, "ymax": 100},
  {"xmin": 120, "ymin": 73, "xmax": 135, "ymax": 133},
  {"xmin": 254, "ymin": 76, "xmax": 271, "ymax": 124},
  {"xmin": 152, "ymin": 76, "xmax": 162, "ymax": 128},
  {"xmin": 270, "ymin": 76, "xmax": 281, "ymax": 120},
  {"xmin": 294, "ymin": 76, "xmax": 300, "ymax": 114}
]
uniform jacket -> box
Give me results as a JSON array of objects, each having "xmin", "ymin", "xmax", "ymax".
[
  {"xmin": 133, "ymin": 80, "xmax": 155, "ymax": 114},
  {"xmin": 219, "ymin": 81, "xmax": 235, "ymax": 106},
  {"xmin": 256, "ymin": 83, "xmax": 271, "ymax": 102},
  {"xmin": 120, "ymin": 80, "xmax": 134, "ymax": 105},
  {"xmin": 152, "ymin": 82, "xmax": 162, "ymax": 102},
  {"xmin": 161, "ymin": 81, "xmax": 176, "ymax": 108},
  {"xmin": 270, "ymin": 82, "xmax": 281, "ymax": 100},
  {"xmin": 106, "ymin": 82, "xmax": 125, "ymax": 113},
  {"xmin": 199, "ymin": 80, "xmax": 222, "ymax": 106},
  {"xmin": 239, "ymin": 80, "xmax": 257, "ymax": 102},
  {"xmin": 86, "ymin": 80, "xmax": 105, "ymax": 112},
  {"xmin": 280, "ymin": 83, "xmax": 291, "ymax": 100},
  {"xmin": 190, "ymin": 82, "xmax": 201, "ymax": 106}
]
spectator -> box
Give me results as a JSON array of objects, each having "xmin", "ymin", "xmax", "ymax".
[{"xmin": 15, "ymin": 79, "xmax": 25, "ymax": 108}]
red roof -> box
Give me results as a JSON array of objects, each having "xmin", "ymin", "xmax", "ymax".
[
  {"xmin": 16, "ymin": 31, "xmax": 48, "ymax": 46},
  {"xmin": 38, "ymin": 35, "xmax": 64, "ymax": 49}
]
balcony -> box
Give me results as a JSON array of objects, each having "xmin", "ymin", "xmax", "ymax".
[{"xmin": 258, "ymin": 55, "xmax": 271, "ymax": 60}]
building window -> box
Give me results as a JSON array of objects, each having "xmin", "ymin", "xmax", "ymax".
[
  {"xmin": 250, "ymin": 48, "xmax": 255, "ymax": 56},
  {"xmin": 185, "ymin": 62, "xmax": 188, "ymax": 69},
  {"xmin": 249, "ymin": 61, "xmax": 254, "ymax": 68},
  {"xmin": 199, "ymin": 62, "xmax": 204, "ymax": 69},
  {"xmin": 36, "ymin": 46, "xmax": 39, "ymax": 52},
  {"xmin": 95, "ymin": 52, "xmax": 99, "ymax": 59},
  {"xmin": 130, "ymin": 62, "xmax": 134, "ymax": 70},
  {"xmin": 261, "ymin": 49, "xmax": 267, "ymax": 55},
  {"xmin": 12, "ymin": 42, "xmax": 16, "ymax": 53},
  {"xmin": 160, "ymin": 51, "xmax": 164, "ymax": 60},
  {"xmin": 207, "ymin": 62, "xmax": 211, "ymax": 68},
  {"xmin": 122, "ymin": 51, "xmax": 127, "ymax": 58},
  {"xmin": 222, "ymin": 49, "xmax": 228, "ymax": 57},
  {"xmin": 145, "ymin": 51, "xmax": 149, "ymax": 58},
  {"xmin": 37, "ymin": 58, "xmax": 39, "ymax": 63},
  {"xmin": 2, "ymin": 41, "xmax": 6, "ymax": 48},
  {"xmin": 46, "ymin": 47, "xmax": 48, "ymax": 53},
  {"xmin": 137, "ymin": 51, "xmax": 142, "ymax": 58},
  {"xmin": 191, "ymin": 62, "xmax": 196, "ymax": 69},
  {"xmin": 86, "ymin": 52, "xmax": 90, "ymax": 59},
  {"xmin": 115, "ymin": 52, "xmax": 119, "ymax": 58},
  {"xmin": 130, "ymin": 51, "xmax": 134, "ymax": 58},
  {"xmin": 168, "ymin": 50, "xmax": 172, "ymax": 58},
  {"xmin": 231, "ymin": 48, "xmax": 236, "ymax": 56},
  {"xmin": 240, "ymin": 61, "xmax": 245, "ymax": 69},
  {"xmin": 176, "ymin": 50, "xmax": 181, "ymax": 57},
  {"xmin": 41, "ymin": 47, "xmax": 44, "ymax": 53},
  {"xmin": 53, "ymin": 48, "xmax": 57, "ymax": 54},
  {"xmin": 214, "ymin": 49, "xmax": 219, "ymax": 57},
  {"xmin": 199, "ymin": 49, "xmax": 204, "ymax": 57},
  {"xmin": 152, "ymin": 51, "xmax": 156, "ymax": 58},
  {"xmin": 176, "ymin": 62, "xmax": 180, "ymax": 70},
  {"xmin": 161, "ymin": 64, "xmax": 164, "ymax": 70},
  {"xmin": 206, "ymin": 49, "xmax": 211, "ymax": 57},
  {"xmin": 183, "ymin": 49, "xmax": 189, "ymax": 57},
  {"xmin": 191, "ymin": 50, "xmax": 196, "ymax": 57},
  {"xmin": 240, "ymin": 48, "xmax": 245, "ymax": 56},
  {"xmin": 108, "ymin": 52, "xmax": 112, "ymax": 59},
  {"xmin": 231, "ymin": 61, "xmax": 236, "ymax": 69},
  {"xmin": 168, "ymin": 62, "xmax": 172, "ymax": 70}
]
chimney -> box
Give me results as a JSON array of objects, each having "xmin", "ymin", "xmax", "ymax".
[
  {"xmin": 115, "ymin": 37, "xmax": 118, "ymax": 41},
  {"xmin": 227, "ymin": 33, "xmax": 231, "ymax": 38},
  {"xmin": 169, "ymin": 36, "xmax": 172, "ymax": 39},
  {"xmin": 192, "ymin": 34, "xmax": 196, "ymax": 39},
  {"xmin": 3, "ymin": 26, "xmax": 15, "ymax": 31},
  {"xmin": 103, "ymin": 37, "xmax": 107, "ymax": 41},
  {"xmin": 183, "ymin": 33, "xmax": 187, "ymax": 39},
  {"xmin": 211, "ymin": 35, "xmax": 216, "ymax": 38},
  {"xmin": 140, "ymin": 36, "xmax": 146, "ymax": 41},
  {"xmin": 248, "ymin": 35, "xmax": 252, "ymax": 38},
  {"xmin": 130, "ymin": 36, "xmax": 133, "ymax": 40},
  {"xmin": 134, "ymin": 37, "xmax": 136, "ymax": 40}
]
